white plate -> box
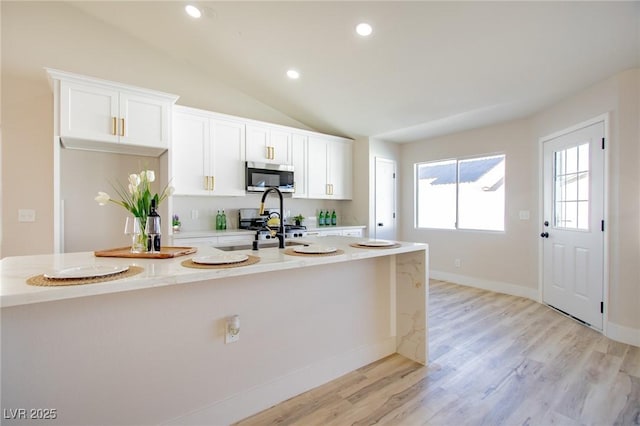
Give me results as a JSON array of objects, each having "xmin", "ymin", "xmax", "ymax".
[
  {"xmin": 293, "ymin": 245, "xmax": 337, "ymax": 254},
  {"xmin": 192, "ymin": 254, "xmax": 249, "ymax": 265},
  {"xmin": 357, "ymin": 240, "xmax": 396, "ymax": 247},
  {"xmin": 44, "ymin": 265, "xmax": 129, "ymax": 279}
]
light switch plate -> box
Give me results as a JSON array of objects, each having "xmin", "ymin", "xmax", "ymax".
[
  {"xmin": 18, "ymin": 209, "xmax": 36, "ymax": 222},
  {"xmin": 519, "ymin": 210, "xmax": 530, "ymax": 220}
]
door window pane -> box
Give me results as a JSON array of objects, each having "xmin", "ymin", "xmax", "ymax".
[{"xmin": 554, "ymin": 143, "xmax": 589, "ymax": 230}]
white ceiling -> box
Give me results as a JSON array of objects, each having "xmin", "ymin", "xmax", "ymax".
[{"xmin": 68, "ymin": 1, "xmax": 639, "ymax": 143}]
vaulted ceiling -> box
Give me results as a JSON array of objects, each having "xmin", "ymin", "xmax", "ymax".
[{"xmin": 69, "ymin": 1, "xmax": 639, "ymax": 142}]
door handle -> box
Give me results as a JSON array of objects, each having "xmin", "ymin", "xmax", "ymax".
[
  {"xmin": 378, "ymin": 223, "xmax": 384, "ymax": 227},
  {"xmin": 544, "ymin": 221, "xmax": 549, "ymax": 227},
  {"xmin": 540, "ymin": 232, "xmax": 549, "ymax": 238}
]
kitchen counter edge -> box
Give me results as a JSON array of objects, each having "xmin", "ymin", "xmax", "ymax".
[{"xmin": 0, "ymin": 236, "xmax": 426, "ymax": 308}]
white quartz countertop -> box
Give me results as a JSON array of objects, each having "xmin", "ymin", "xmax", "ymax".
[{"xmin": 1, "ymin": 236, "xmax": 426, "ymax": 308}]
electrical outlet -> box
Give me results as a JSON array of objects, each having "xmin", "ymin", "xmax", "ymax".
[
  {"xmin": 225, "ymin": 315, "xmax": 240, "ymax": 344},
  {"xmin": 454, "ymin": 258, "xmax": 461, "ymax": 268},
  {"xmin": 18, "ymin": 209, "xmax": 36, "ymax": 222}
]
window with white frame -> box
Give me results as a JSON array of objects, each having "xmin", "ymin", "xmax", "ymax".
[{"xmin": 415, "ymin": 154, "xmax": 506, "ymax": 231}]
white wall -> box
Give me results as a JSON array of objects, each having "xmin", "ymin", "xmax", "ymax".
[
  {"xmin": 0, "ymin": 1, "xmax": 313, "ymax": 256},
  {"xmin": 400, "ymin": 119, "xmax": 538, "ymax": 296},
  {"xmin": 531, "ymin": 69, "xmax": 640, "ymax": 334},
  {"xmin": 343, "ymin": 137, "xmax": 400, "ymax": 239},
  {"xmin": 399, "ymin": 69, "xmax": 639, "ymax": 336}
]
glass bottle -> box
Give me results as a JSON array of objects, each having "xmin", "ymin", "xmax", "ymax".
[
  {"xmin": 221, "ymin": 210, "xmax": 227, "ymax": 230},
  {"xmin": 318, "ymin": 210, "xmax": 325, "ymax": 226},
  {"xmin": 331, "ymin": 210, "xmax": 337, "ymax": 226},
  {"xmin": 146, "ymin": 199, "xmax": 161, "ymax": 252}
]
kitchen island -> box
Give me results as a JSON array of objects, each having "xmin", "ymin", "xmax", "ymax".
[{"xmin": 1, "ymin": 236, "xmax": 428, "ymax": 425}]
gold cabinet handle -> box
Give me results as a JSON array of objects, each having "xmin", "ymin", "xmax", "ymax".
[
  {"xmin": 120, "ymin": 118, "xmax": 125, "ymax": 137},
  {"xmin": 265, "ymin": 146, "xmax": 270, "ymax": 160},
  {"xmin": 326, "ymin": 183, "xmax": 330, "ymax": 195},
  {"xmin": 203, "ymin": 176, "xmax": 209, "ymax": 190},
  {"xmin": 112, "ymin": 117, "xmax": 117, "ymax": 135},
  {"xmin": 271, "ymin": 146, "xmax": 275, "ymax": 160},
  {"xmin": 211, "ymin": 176, "xmax": 215, "ymax": 191}
]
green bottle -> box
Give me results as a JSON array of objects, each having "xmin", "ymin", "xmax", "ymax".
[
  {"xmin": 216, "ymin": 210, "xmax": 221, "ymax": 230},
  {"xmin": 221, "ymin": 210, "xmax": 227, "ymax": 230},
  {"xmin": 331, "ymin": 210, "xmax": 337, "ymax": 226},
  {"xmin": 318, "ymin": 210, "xmax": 325, "ymax": 226}
]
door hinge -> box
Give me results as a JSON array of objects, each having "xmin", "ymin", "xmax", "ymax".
[
  {"xmin": 601, "ymin": 302, "xmax": 604, "ymax": 314},
  {"xmin": 393, "ymin": 212, "xmax": 396, "ymax": 219},
  {"xmin": 601, "ymin": 220, "xmax": 605, "ymax": 232},
  {"xmin": 602, "ymin": 138, "xmax": 605, "ymax": 149},
  {"xmin": 393, "ymin": 172, "xmax": 396, "ymax": 179}
]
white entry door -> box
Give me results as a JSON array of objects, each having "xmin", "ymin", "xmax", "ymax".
[
  {"xmin": 542, "ymin": 121, "xmax": 605, "ymax": 329},
  {"xmin": 374, "ymin": 157, "xmax": 396, "ymax": 240}
]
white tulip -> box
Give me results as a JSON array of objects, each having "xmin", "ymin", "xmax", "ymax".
[
  {"xmin": 128, "ymin": 173, "xmax": 140, "ymax": 188},
  {"xmin": 145, "ymin": 170, "xmax": 155, "ymax": 182},
  {"xmin": 95, "ymin": 191, "xmax": 111, "ymax": 206}
]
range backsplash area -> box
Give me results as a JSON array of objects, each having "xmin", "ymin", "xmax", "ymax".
[{"xmin": 172, "ymin": 195, "xmax": 353, "ymax": 231}]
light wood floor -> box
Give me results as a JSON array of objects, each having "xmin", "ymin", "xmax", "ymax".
[{"xmin": 236, "ymin": 279, "xmax": 640, "ymax": 426}]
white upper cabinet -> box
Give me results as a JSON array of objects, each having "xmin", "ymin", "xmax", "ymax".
[
  {"xmin": 210, "ymin": 118, "xmax": 246, "ymax": 196},
  {"xmin": 172, "ymin": 106, "xmax": 245, "ymax": 196},
  {"xmin": 246, "ymin": 124, "xmax": 291, "ymax": 164},
  {"xmin": 48, "ymin": 68, "xmax": 178, "ymax": 157},
  {"xmin": 307, "ymin": 136, "xmax": 353, "ymax": 200},
  {"xmin": 171, "ymin": 109, "xmax": 210, "ymax": 196},
  {"xmin": 291, "ymin": 133, "xmax": 308, "ymax": 198}
]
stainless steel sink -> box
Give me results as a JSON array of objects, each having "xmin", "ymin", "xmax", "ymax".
[{"xmin": 216, "ymin": 240, "xmax": 307, "ymax": 251}]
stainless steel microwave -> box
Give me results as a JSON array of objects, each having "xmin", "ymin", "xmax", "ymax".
[{"xmin": 246, "ymin": 162, "xmax": 295, "ymax": 193}]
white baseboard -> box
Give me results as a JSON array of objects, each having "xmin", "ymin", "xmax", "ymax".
[
  {"xmin": 606, "ymin": 321, "xmax": 640, "ymax": 347},
  {"xmin": 162, "ymin": 337, "xmax": 397, "ymax": 426},
  {"xmin": 430, "ymin": 270, "xmax": 539, "ymax": 300}
]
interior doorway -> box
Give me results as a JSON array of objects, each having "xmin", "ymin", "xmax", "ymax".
[{"xmin": 374, "ymin": 157, "xmax": 397, "ymax": 240}]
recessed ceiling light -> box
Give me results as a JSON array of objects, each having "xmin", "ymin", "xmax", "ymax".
[
  {"xmin": 287, "ymin": 69, "xmax": 300, "ymax": 79},
  {"xmin": 356, "ymin": 23, "xmax": 373, "ymax": 37},
  {"xmin": 185, "ymin": 5, "xmax": 202, "ymax": 19}
]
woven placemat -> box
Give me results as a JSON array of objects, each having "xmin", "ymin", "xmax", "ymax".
[
  {"xmin": 283, "ymin": 248, "xmax": 345, "ymax": 257},
  {"xmin": 181, "ymin": 255, "xmax": 261, "ymax": 269},
  {"xmin": 27, "ymin": 265, "xmax": 144, "ymax": 287},
  {"xmin": 349, "ymin": 243, "xmax": 402, "ymax": 249}
]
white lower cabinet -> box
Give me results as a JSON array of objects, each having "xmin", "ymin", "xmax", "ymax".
[
  {"xmin": 342, "ymin": 229, "xmax": 364, "ymax": 237},
  {"xmin": 172, "ymin": 106, "xmax": 245, "ymax": 196},
  {"xmin": 306, "ymin": 228, "xmax": 364, "ymax": 237}
]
